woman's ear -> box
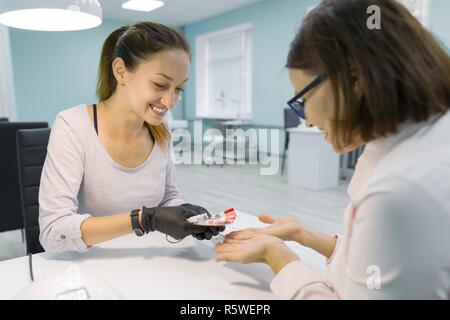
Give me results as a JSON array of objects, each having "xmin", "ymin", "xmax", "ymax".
[{"xmin": 112, "ymin": 57, "xmax": 127, "ymax": 86}]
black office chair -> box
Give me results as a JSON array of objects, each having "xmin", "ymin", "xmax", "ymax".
[
  {"xmin": 16, "ymin": 128, "xmax": 51, "ymax": 254},
  {"xmin": 281, "ymin": 108, "xmax": 301, "ymax": 175},
  {"xmin": 0, "ymin": 122, "xmax": 48, "ymax": 234},
  {"xmin": 0, "ymin": 117, "xmax": 8, "ymax": 122}
]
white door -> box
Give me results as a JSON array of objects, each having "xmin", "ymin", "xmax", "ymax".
[
  {"xmin": 196, "ymin": 24, "xmax": 252, "ymax": 120},
  {"xmin": 208, "ymin": 34, "xmax": 242, "ymax": 119},
  {"xmin": 209, "ymin": 58, "xmax": 242, "ymax": 119}
]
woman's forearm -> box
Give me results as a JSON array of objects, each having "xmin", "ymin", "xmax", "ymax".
[
  {"xmin": 293, "ymin": 227, "xmax": 337, "ymax": 259},
  {"xmin": 264, "ymin": 242, "xmax": 300, "ymax": 274},
  {"xmin": 80, "ymin": 213, "xmax": 134, "ymax": 247}
]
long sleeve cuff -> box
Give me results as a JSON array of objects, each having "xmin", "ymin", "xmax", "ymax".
[
  {"xmin": 160, "ymin": 198, "xmax": 185, "ymax": 207},
  {"xmin": 40, "ymin": 213, "xmax": 91, "ymax": 253},
  {"xmin": 68, "ymin": 213, "xmax": 92, "ymax": 253},
  {"xmin": 270, "ymin": 260, "xmax": 326, "ymax": 299},
  {"xmin": 326, "ymin": 234, "xmax": 341, "ymax": 265}
]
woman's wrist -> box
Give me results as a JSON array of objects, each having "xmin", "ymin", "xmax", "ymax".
[
  {"xmin": 294, "ymin": 227, "xmax": 338, "ymax": 259},
  {"xmin": 292, "ymin": 226, "xmax": 310, "ymax": 246},
  {"xmin": 263, "ymin": 241, "xmax": 300, "ymax": 274}
]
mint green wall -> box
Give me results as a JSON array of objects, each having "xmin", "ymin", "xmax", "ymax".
[
  {"xmin": 10, "ymin": 19, "xmax": 132, "ymax": 124},
  {"xmin": 430, "ymin": 0, "xmax": 450, "ymax": 52},
  {"xmin": 182, "ymin": 0, "xmax": 450, "ymax": 127}
]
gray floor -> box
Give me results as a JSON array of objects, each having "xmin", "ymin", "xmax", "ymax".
[
  {"xmin": 0, "ymin": 229, "xmax": 26, "ymax": 261},
  {"xmin": 176, "ymin": 163, "xmax": 348, "ymax": 235},
  {"xmin": 0, "ymin": 163, "xmax": 349, "ymax": 261}
]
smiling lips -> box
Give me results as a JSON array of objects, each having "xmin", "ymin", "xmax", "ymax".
[{"xmin": 149, "ymin": 104, "xmax": 167, "ymax": 116}]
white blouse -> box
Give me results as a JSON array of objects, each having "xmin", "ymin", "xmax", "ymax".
[{"xmin": 271, "ymin": 111, "xmax": 450, "ymax": 299}]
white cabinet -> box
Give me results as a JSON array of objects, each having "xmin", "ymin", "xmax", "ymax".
[{"xmin": 287, "ymin": 124, "xmax": 340, "ymax": 190}]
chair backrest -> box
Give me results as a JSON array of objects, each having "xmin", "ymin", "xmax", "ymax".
[
  {"xmin": 0, "ymin": 117, "xmax": 8, "ymax": 122},
  {"xmin": 284, "ymin": 108, "xmax": 300, "ymax": 129},
  {"xmin": 16, "ymin": 128, "xmax": 51, "ymax": 254},
  {"xmin": 0, "ymin": 122, "xmax": 48, "ymax": 233}
]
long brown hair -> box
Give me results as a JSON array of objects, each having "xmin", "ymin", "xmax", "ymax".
[
  {"xmin": 287, "ymin": 0, "xmax": 450, "ymax": 149},
  {"xmin": 96, "ymin": 22, "xmax": 191, "ymax": 148}
]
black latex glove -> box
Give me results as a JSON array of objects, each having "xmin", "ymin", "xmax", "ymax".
[
  {"xmin": 180, "ymin": 203, "xmax": 226, "ymax": 240},
  {"xmin": 140, "ymin": 205, "xmax": 223, "ymax": 240}
]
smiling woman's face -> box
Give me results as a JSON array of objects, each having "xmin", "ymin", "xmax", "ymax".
[
  {"xmin": 289, "ymin": 68, "xmax": 362, "ymax": 153},
  {"xmin": 116, "ymin": 49, "xmax": 190, "ymax": 126}
]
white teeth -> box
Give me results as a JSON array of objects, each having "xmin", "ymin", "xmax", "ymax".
[{"xmin": 149, "ymin": 104, "xmax": 167, "ymax": 115}]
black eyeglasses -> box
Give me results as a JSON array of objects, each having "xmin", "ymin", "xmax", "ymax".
[{"xmin": 287, "ymin": 74, "xmax": 327, "ymax": 119}]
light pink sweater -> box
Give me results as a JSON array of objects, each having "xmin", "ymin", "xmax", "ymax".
[
  {"xmin": 38, "ymin": 105, "xmax": 183, "ymax": 253},
  {"xmin": 271, "ymin": 112, "xmax": 450, "ymax": 299}
]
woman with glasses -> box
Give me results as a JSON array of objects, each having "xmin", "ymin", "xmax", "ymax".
[{"xmin": 214, "ymin": 0, "xmax": 450, "ymax": 299}]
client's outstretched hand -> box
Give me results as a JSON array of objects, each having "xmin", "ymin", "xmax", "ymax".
[{"xmin": 214, "ymin": 234, "xmax": 299, "ymax": 274}]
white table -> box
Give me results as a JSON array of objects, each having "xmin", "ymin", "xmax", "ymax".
[
  {"xmin": 0, "ymin": 211, "xmax": 326, "ymax": 300},
  {"xmin": 287, "ymin": 124, "xmax": 340, "ymax": 190}
]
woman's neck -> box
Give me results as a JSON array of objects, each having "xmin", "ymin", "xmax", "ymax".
[{"xmin": 100, "ymin": 95, "xmax": 146, "ymax": 141}]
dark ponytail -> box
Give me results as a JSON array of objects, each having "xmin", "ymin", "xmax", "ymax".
[{"xmin": 96, "ymin": 26, "xmax": 129, "ymax": 101}]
